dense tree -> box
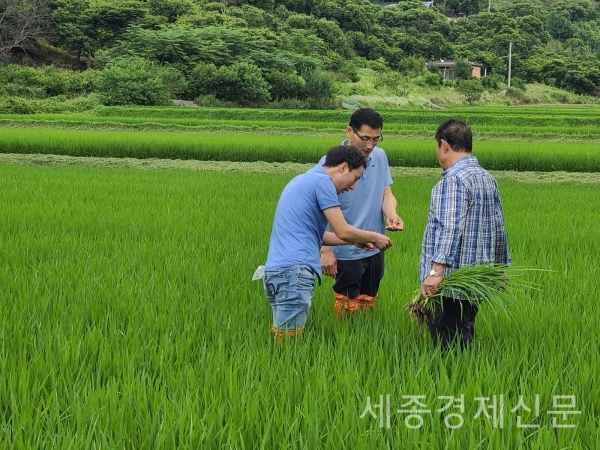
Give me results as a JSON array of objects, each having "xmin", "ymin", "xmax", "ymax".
[
  {"xmin": 573, "ymin": 21, "xmax": 600, "ymax": 57},
  {"xmin": 548, "ymin": 10, "xmax": 574, "ymax": 40},
  {"xmin": 5, "ymin": 0, "xmax": 600, "ymax": 102},
  {"xmin": 378, "ymin": 4, "xmax": 445, "ymax": 35},
  {"xmin": 312, "ymin": 0, "xmax": 375, "ymax": 34},
  {"xmin": 105, "ymin": 25, "xmax": 319, "ymax": 75},
  {"xmin": 228, "ymin": 4, "xmax": 279, "ymax": 28},
  {"xmin": 445, "ymin": 0, "xmax": 480, "ymax": 16},
  {"xmin": 49, "ymin": 0, "xmax": 147, "ymax": 60},
  {"xmin": 273, "ymin": 0, "xmax": 314, "ymax": 15},
  {"xmin": 499, "ymin": 2, "xmax": 543, "ymax": 19},
  {"xmin": 146, "ymin": 0, "xmax": 198, "ymax": 23}
]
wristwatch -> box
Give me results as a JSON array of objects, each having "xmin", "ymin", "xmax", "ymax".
[{"xmin": 429, "ymin": 269, "xmax": 444, "ymax": 277}]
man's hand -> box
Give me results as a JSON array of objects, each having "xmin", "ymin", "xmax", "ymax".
[
  {"xmin": 373, "ymin": 233, "xmax": 393, "ymax": 251},
  {"xmin": 355, "ymin": 242, "xmax": 375, "ymax": 251},
  {"xmin": 421, "ymin": 275, "xmax": 442, "ymax": 298},
  {"xmin": 320, "ymin": 251, "xmax": 338, "ymax": 277},
  {"xmin": 385, "ymin": 214, "xmax": 404, "ymax": 231}
]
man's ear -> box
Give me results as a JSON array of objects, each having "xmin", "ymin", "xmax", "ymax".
[
  {"xmin": 339, "ymin": 162, "xmax": 349, "ymax": 172},
  {"xmin": 440, "ymin": 139, "xmax": 450, "ymax": 154},
  {"xmin": 345, "ymin": 126, "xmax": 353, "ymax": 140}
]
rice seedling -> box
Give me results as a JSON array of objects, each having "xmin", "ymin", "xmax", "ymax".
[
  {"xmin": 407, "ymin": 264, "xmax": 546, "ymax": 328},
  {"xmin": 0, "ymin": 128, "xmax": 599, "ymax": 172},
  {"xmin": 0, "ymin": 162, "xmax": 597, "ymax": 448},
  {"xmin": 3, "ymin": 104, "xmax": 600, "ymax": 139}
]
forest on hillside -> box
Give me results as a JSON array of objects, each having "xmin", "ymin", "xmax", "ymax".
[{"xmin": 1, "ymin": 0, "xmax": 599, "ymax": 108}]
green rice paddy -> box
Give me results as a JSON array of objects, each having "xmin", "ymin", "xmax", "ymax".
[{"xmin": 1, "ymin": 105, "xmax": 599, "ymax": 448}]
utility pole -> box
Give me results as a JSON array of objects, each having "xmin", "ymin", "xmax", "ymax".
[
  {"xmin": 507, "ymin": 41, "xmax": 512, "ymax": 87},
  {"xmin": 488, "ymin": 0, "xmax": 491, "ymax": 13}
]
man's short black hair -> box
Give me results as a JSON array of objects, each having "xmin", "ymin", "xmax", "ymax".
[
  {"xmin": 435, "ymin": 119, "xmax": 472, "ymax": 152},
  {"xmin": 349, "ymin": 108, "xmax": 383, "ymax": 131},
  {"xmin": 324, "ymin": 144, "xmax": 367, "ymax": 170}
]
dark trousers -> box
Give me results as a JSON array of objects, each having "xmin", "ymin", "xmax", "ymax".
[
  {"xmin": 428, "ymin": 296, "xmax": 478, "ymax": 349},
  {"xmin": 333, "ymin": 252, "xmax": 384, "ymax": 299}
]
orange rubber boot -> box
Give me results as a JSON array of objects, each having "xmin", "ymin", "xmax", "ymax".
[
  {"xmin": 270, "ymin": 325, "xmax": 303, "ymax": 344},
  {"xmin": 356, "ymin": 294, "xmax": 378, "ymax": 310},
  {"xmin": 334, "ymin": 292, "xmax": 360, "ymax": 320}
]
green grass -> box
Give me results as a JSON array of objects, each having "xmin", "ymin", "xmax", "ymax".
[
  {"xmin": 0, "ymin": 163, "xmax": 598, "ymax": 448},
  {"xmin": 1, "ymin": 128, "xmax": 600, "ymax": 172},
  {"xmin": 4, "ymin": 105, "xmax": 600, "ymax": 137}
]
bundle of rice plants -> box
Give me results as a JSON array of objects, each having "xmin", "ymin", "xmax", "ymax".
[{"xmin": 407, "ymin": 264, "xmax": 545, "ymax": 327}]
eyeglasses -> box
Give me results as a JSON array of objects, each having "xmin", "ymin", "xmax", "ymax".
[{"xmin": 353, "ymin": 129, "xmax": 383, "ymax": 145}]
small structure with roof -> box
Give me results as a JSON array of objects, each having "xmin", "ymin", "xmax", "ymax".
[{"xmin": 427, "ymin": 60, "xmax": 483, "ymax": 80}]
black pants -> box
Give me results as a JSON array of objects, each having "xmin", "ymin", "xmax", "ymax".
[
  {"xmin": 428, "ymin": 297, "xmax": 478, "ymax": 349},
  {"xmin": 333, "ymin": 252, "xmax": 384, "ymax": 299}
]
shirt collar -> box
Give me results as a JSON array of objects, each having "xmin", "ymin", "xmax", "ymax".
[{"xmin": 442, "ymin": 155, "xmax": 478, "ymax": 176}]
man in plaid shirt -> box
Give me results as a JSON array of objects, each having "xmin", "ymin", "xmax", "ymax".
[{"xmin": 420, "ymin": 119, "xmax": 510, "ymax": 349}]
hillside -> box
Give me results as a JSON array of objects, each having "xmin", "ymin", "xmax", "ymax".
[{"xmin": 1, "ymin": 0, "xmax": 599, "ymax": 109}]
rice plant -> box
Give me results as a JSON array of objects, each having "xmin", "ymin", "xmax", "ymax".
[
  {"xmin": 1, "ymin": 128, "xmax": 599, "ymax": 172},
  {"xmin": 407, "ymin": 264, "xmax": 547, "ymax": 327},
  {"xmin": 0, "ymin": 162, "xmax": 597, "ymax": 448}
]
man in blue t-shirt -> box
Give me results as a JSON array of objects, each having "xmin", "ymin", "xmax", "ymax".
[
  {"xmin": 319, "ymin": 109, "xmax": 404, "ymax": 318},
  {"xmin": 264, "ymin": 145, "xmax": 393, "ymax": 343}
]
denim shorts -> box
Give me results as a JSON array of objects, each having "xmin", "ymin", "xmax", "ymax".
[{"xmin": 263, "ymin": 264, "xmax": 316, "ymax": 330}]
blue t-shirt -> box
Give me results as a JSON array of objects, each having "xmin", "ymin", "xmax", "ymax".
[
  {"xmin": 317, "ymin": 145, "xmax": 393, "ymax": 260},
  {"xmin": 265, "ymin": 166, "xmax": 340, "ymax": 278}
]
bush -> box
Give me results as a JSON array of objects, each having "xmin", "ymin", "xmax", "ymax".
[
  {"xmin": 194, "ymin": 95, "xmax": 237, "ymax": 108},
  {"xmin": 443, "ymin": 79, "xmax": 457, "ymax": 88},
  {"xmin": 2, "ymin": 84, "xmax": 46, "ymax": 99},
  {"xmin": 223, "ymin": 62, "xmax": 271, "ymax": 106},
  {"xmin": 0, "ymin": 94, "xmax": 101, "ymax": 114},
  {"xmin": 265, "ymin": 70, "xmax": 306, "ymax": 102},
  {"xmin": 0, "ymin": 65, "xmax": 44, "ymax": 90},
  {"xmin": 0, "ymin": 97, "xmax": 35, "ymax": 114},
  {"xmin": 365, "ymin": 59, "xmax": 387, "ymax": 72},
  {"xmin": 422, "ymin": 72, "xmax": 443, "ymax": 87},
  {"xmin": 481, "ymin": 76, "xmax": 499, "ymax": 90},
  {"xmin": 321, "ymin": 50, "xmax": 344, "ymax": 72},
  {"xmin": 505, "ymin": 87, "xmax": 528, "ymax": 103},
  {"xmin": 373, "ymin": 70, "xmax": 403, "ymax": 90},
  {"xmin": 0, "ymin": 65, "xmax": 98, "ymax": 99},
  {"xmin": 510, "ymin": 77, "xmax": 526, "ymax": 90},
  {"xmin": 549, "ymin": 91, "xmax": 573, "ymax": 103},
  {"xmin": 398, "ymin": 56, "xmax": 426, "ymax": 78},
  {"xmin": 68, "ymin": 95, "xmax": 101, "ymax": 112},
  {"xmin": 191, "ymin": 62, "xmax": 270, "ymax": 106},
  {"xmin": 66, "ymin": 70, "xmax": 98, "ymax": 97},
  {"xmin": 302, "ymin": 69, "xmax": 337, "ymax": 109},
  {"xmin": 340, "ymin": 62, "xmax": 360, "ymax": 83},
  {"xmin": 97, "ymin": 58, "xmax": 172, "ymax": 106},
  {"xmin": 454, "ymin": 60, "xmax": 472, "ymax": 80},
  {"xmin": 267, "ymin": 98, "xmax": 311, "ymax": 109},
  {"xmin": 456, "ymin": 79, "xmax": 484, "ymax": 104}
]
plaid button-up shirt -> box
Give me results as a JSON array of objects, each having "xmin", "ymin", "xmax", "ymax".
[{"xmin": 420, "ymin": 156, "xmax": 510, "ymax": 284}]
